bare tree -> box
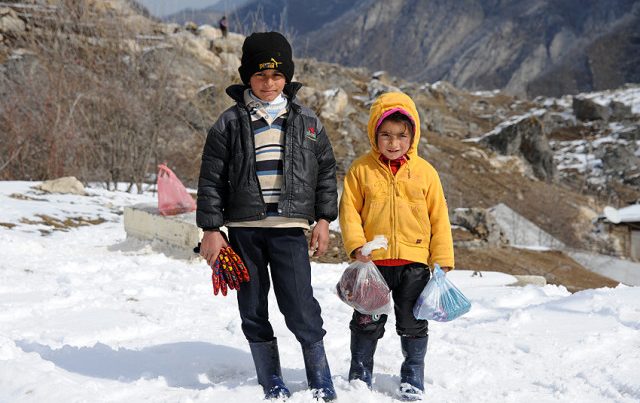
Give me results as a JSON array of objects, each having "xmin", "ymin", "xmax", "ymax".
[{"xmin": 0, "ymin": 0, "xmax": 186, "ymax": 192}]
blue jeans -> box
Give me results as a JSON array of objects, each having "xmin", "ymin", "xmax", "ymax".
[{"xmin": 229, "ymin": 227, "xmax": 326, "ymax": 346}]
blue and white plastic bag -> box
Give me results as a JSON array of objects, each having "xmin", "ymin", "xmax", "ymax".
[{"xmin": 413, "ymin": 264, "xmax": 471, "ymax": 322}]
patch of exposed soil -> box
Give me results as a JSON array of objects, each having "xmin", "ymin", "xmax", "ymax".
[{"xmin": 455, "ymin": 246, "xmax": 619, "ymax": 292}]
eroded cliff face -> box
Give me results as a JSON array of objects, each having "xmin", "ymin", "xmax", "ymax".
[{"xmin": 240, "ymin": 0, "xmax": 638, "ymax": 97}]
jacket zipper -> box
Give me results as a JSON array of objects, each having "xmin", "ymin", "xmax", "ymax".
[
  {"xmin": 242, "ymin": 104, "xmax": 267, "ymax": 217},
  {"xmin": 279, "ymin": 106, "xmax": 297, "ymax": 215},
  {"xmin": 387, "ymin": 159, "xmax": 409, "ymax": 259},
  {"xmin": 382, "ymin": 158, "xmax": 398, "ymax": 259}
]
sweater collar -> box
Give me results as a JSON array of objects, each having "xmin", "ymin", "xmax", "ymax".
[{"xmin": 226, "ymin": 82, "xmax": 303, "ymax": 105}]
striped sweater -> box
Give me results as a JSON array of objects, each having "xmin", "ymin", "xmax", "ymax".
[{"xmin": 226, "ymin": 90, "xmax": 309, "ymax": 229}]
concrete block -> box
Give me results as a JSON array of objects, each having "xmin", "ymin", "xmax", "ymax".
[{"xmin": 124, "ymin": 203, "xmax": 202, "ymax": 251}]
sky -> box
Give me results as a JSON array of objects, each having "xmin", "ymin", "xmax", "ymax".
[
  {"xmin": 135, "ymin": 0, "xmax": 209, "ymax": 17},
  {"xmin": 0, "ymin": 181, "xmax": 639, "ymax": 402},
  {"xmin": 135, "ymin": 0, "xmax": 236, "ymax": 17}
]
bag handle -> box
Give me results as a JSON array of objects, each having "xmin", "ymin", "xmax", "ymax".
[
  {"xmin": 157, "ymin": 163, "xmax": 172, "ymax": 178},
  {"xmin": 360, "ymin": 235, "xmax": 388, "ymax": 256}
]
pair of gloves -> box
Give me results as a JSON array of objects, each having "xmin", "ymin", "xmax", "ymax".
[
  {"xmin": 210, "ymin": 247, "xmax": 250, "ymax": 296},
  {"xmin": 194, "ymin": 243, "xmax": 250, "ymax": 296}
]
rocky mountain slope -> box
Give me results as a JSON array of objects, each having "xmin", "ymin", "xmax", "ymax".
[
  {"xmin": 227, "ymin": 0, "xmax": 640, "ymax": 97},
  {"xmin": 1, "ymin": 0, "xmax": 638, "ymax": 290}
]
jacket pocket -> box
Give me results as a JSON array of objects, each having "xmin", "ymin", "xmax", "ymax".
[
  {"xmin": 293, "ymin": 148, "xmax": 318, "ymax": 189},
  {"xmin": 397, "ymin": 200, "xmax": 430, "ymax": 247}
]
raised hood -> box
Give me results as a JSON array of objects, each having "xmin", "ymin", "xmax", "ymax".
[{"xmin": 367, "ymin": 92, "xmax": 422, "ymax": 158}]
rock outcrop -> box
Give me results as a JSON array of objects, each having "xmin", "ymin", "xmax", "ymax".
[
  {"xmin": 221, "ymin": 0, "xmax": 640, "ymax": 97},
  {"xmin": 480, "ymin": 115, "xmax": 556, "ymax": 182}
]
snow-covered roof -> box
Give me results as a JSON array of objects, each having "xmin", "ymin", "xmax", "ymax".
[{"xmin": 603, "ymin": 204, "xmax": 640, "ymax": 224}]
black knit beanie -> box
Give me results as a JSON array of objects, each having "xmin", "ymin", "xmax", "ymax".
[{"xmin": 238, "ymin": 31, "xmax": 294, "ymax": 85}]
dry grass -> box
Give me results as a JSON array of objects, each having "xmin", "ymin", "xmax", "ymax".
[
  {"xmin": 9, "ymin": 193, "xmax": 47, "ymax": 201},
  {"xmin": 19, "ymin": 214, "xmax": 106, "ymax": 231}
]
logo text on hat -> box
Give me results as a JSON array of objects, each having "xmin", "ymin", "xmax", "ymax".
[{"xmin": 259, "ymin": 58, "xmax": 283, "ymax": 70}]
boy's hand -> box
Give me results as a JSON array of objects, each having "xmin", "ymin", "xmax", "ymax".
[
  {"xmin": 354, "ymin": 247, "xmax": 372, "ymax": 263},
  {"xmin": 200, "ymin": 230, "xmax": 229, "ymax": 267},
  {"xmin": 310, "ymin": 219, "xmax": 330, "ymax": 257}
]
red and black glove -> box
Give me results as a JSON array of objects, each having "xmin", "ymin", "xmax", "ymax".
[
  {"xmin": 208, "ymin": 247, "xmax": 250, "ymax": 296},
  {"xmin": 211, "ymin": 259, "xmax": 228, "ymax": 296}
]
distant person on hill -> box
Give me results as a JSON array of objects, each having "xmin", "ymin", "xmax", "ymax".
[
  {"xmin": 196, "ymin": 31, "xmax": 338, "ymax": 401},
  {"xmin": 339, "ymin": 92, "xmax": 455, "ymax": 401},
  {"xmin": 219, "ymin": 15, "xmax": 228, "ymax": 38}
]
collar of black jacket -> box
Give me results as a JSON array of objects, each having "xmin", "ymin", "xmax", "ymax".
[{"xmin": 225, "ymin": 82, "xmax": 303, "ymax": 105}]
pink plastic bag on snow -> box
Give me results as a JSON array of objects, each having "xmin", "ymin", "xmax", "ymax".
[{"xmin": 157, "ymin": 164, "xmax": 196, "ymax": 216}]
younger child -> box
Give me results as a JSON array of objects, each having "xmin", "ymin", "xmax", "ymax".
[
  {"xmin": 197, "ymin": 32, "xmax": 338, "ymax": 401},
  {"xmin": 339, "ymin": 92, "xmax": 454, "ymax": 401}
]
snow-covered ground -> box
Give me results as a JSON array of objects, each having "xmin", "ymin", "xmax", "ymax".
[{"xmin": 1, "ymin": 181, "xmax": 639, "ymax": 402}]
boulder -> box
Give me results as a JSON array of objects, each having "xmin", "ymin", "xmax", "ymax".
[
  {"xmin": 598, "ymin": 143, "xmax": 640, "ymax": 186},
  {"xmin": 320, "ymin": 88, "xmax": 349, "ymax": 120},
  {"xmin": 367, "ymin": 78, "xmax": 401, "ymax": 101},
  {"xmin": 609, "ymin": 100, "xmax": 633, "ymax": 121},
  {"xmin": 211, "ymin": 32, "xmax": 244, "ymax": 54},
  {"xmin": 184, "ymin": 21, "xmax": 198, "ymax": 34},
  {"xmin": 162, "ymin": 23, "xmax": 181, "ymax": 35},
  {"xmin": 480, "ymin": 116, "xmax": 556, "ymax": 181},
  {"xmin": 197, "ymin": 24, "xmax": 221, "ymax": 41},
  {"xmin": 0, "ymin": 8, "xmax": 26, "ymax": 35},
  {"xmin": 168, "ymin": 32, "xmax": 221, "ymax": 68},
  {"xmin": 38, "ymin": 177, "xmax": 86, "ymax": 195},
  {"xmin": 573, "ymin": 96, "xmax": 611, "ymax": 121},
  {"xmin": 617, "ymin": 125, "xmax": 639, "ymax": 141},
  {"xmin": 296, "ymin": 86, "xmax": 321, "ymax": 110},
  {"xmin": 541, "ymin": 111, "xmax": 575, "ymax": 136},
  {"xmin": 451, "ymin": 207, "xmax": 508, "ymax": 246}
]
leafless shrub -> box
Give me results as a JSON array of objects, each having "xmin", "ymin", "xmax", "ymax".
[{"xmin": 0, "ymin": 0, "xmax": 190, "ymax": 192}]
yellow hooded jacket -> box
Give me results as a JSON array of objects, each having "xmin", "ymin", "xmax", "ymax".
[{"xmin": 339, "ymin": 92, "xmax": 455, "ymax": 268}]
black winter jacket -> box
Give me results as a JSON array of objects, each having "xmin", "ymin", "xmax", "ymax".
[{"xmin": 196, "ymin": 82, "xmax": 338, "ymax": 230}]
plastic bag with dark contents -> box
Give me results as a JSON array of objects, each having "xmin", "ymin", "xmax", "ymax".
[
  {"xmin": 336, "ymin": 235, "xmax": 391, "ymax": 315},
  {"xmin": 413, "ymin": 264, "xmax": 471, "ymax": 322}
]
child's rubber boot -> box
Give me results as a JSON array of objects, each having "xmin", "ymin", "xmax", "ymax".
[
  {"xmin": 398, "ymin": 335, "xmax": 428, "ymax": 401},
  {"xmin": 249, "ymin": 339, "xmax": 291, "ymax": 399},
  {"xmin": 302, "ymin": 340, "xmax": 337, "ymax": 401},
  {"xmin": 348, "ymin": 331, "xmax": 378, "ymax": 388}
]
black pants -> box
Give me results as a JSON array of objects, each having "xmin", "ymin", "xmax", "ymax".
[
  {"xmin": 350, "ymin": 263, "xmax": 430, "ymax": 339},
  {"xmin": 228, "ymin": 227, "xmax": 326, "ymax": 346}
]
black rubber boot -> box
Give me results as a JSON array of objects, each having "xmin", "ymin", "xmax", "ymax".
[
  {"xmin": 249, "ymin": 339, "xmax": 291, "ymax": 399},
  {"xmin": 399, "ymin": 335, "xmax": 428, "ymax": 401},
  {"xmin": 301, "ymin": 340, "xmax": 337, "ymax": 401},
  {"xmin": 348, "ymin": 331, "xmax": 378, "ymax": 388}
]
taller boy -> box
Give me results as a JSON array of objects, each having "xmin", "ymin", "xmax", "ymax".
[{"xmin": 196, "ymin": 32, "xmax": 338, "ymax": 401}]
